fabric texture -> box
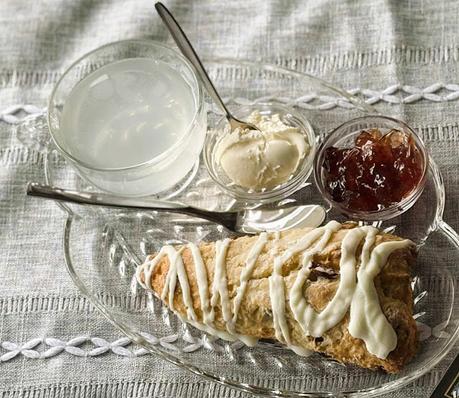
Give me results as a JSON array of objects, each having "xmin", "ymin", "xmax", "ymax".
[{"xmin": 0, "ymin": 0, "xmax": 458, "ymax": 396}]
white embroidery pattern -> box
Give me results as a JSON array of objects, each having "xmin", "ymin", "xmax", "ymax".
[
  {"xmin": 0, "ymin": 332, "xmax": 248, "ymax": 362},
  {"xmin": 0, "ymin": 104, "xmax": 44, "ymax": 124},
  {"xmin": 2, "ymin": 83, "xmax": 459, "ymax": 124},
  {"xmin": 0, "ymin": 319, "xmax": 449, "ymax": 362}
]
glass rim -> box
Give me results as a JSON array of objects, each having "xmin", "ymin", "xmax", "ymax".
[
  {"xmin": 313, "ymin": 114, "xmax": 430, "ymax": 221},
  {"xmin": 47, "ymin": 39, "xmax": 204, "ymax": 172}
]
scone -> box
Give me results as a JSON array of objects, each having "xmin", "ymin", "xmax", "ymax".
[{"xmin": 136, "ymin": 221, "xmax": 417, "ymax": 373}]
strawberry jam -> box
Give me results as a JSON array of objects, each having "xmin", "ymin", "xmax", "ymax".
[{"xmin": 322, "ymin": 128, "xmax": 424, "ymax": 212}]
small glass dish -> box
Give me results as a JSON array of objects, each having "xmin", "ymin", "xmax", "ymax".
[
  {"xmin": 203, "ymin": 103, "xmax": 316, "ymax": 204},
  {"xmin": 314, "ymin": 115, "xmax": 429, "ymax": 221},
  {"xmin": 48, "ymin": 39, "xmax": 207, "ymax": 197}
]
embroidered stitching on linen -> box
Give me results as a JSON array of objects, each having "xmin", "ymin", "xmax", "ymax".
[
  {"xmin": 2, "ymin": 83, "xmax": 459, "ymax": 125},
  {"xmin": 0, "ymin": 320, "xmax": 448, "ymax": 362}
]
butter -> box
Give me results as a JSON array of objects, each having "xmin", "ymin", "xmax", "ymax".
[{"xmin": 215, "ymin": 111, "xmax": 309, "ymax": 190}]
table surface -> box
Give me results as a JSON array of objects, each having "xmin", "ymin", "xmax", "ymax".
[{"xmin": 1, "ymin": 1, "xmax": 458, "ymax": 397}]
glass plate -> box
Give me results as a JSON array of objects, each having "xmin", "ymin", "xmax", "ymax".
[{"xmin": 22, "ymin": 60, "xmax": 459, "ymax": 397}]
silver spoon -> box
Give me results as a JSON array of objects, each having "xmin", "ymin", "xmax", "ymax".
[
  {"xmin": 26, "ymin": 182, "xmax": 325, "ymax": 235},
  {"xmin": 155, "ymin": 2, "xmax": 260, "ymax": 133}
]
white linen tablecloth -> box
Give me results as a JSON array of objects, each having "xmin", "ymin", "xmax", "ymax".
[{"xmin": 0, "ymin": 1, "xmax": 458, "ymax": 396}]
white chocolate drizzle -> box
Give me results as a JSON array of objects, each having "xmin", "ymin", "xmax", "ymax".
[
  {"xmin": 137, "ymin": 240, "xmax": 257, "ymax": 346},
  {"xmin": 269, "ymin": 221, "xmax": 341, "ymax": 344},
  {"xmin": 137, "ymin": 245, "xmax": 197, "ymax": 322},
  {"xmin": 348, "ymin": 235, "xmax": 410, "ymax": 358},
  {"xmin": 210, "ymin": 239, "xmax": 233, "ymax": 331},
  {"xmin": 188, "ymin": 242, "xmax": 212, "ymax": 325},
  {"xmin": 289, "ymin": 226, "xmax": 364, "ymax": 337},
  {"xmin": 137, "ymin": 222, "xmax": 412, "ymax": 359},
  {"xmin": 232, "ymin": 232, "xmax": 268, "ymax": 325}
]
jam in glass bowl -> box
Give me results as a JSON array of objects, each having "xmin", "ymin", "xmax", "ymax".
[{"xmin": 314, "ymin": 115, "xmax": 429, "ymax": 221}]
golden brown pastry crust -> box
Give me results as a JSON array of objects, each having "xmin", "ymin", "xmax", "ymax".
[{"xmin": 140, "ymin": 223, "xmax": 417, "ymax": 373}]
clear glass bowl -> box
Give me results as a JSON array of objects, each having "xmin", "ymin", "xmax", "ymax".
[
  {"xmin": 27, "ymin": 60, "xmax": 459, "ymax": 397},
  {"xmin": 314, "ymin": 115, "xmax": 429, "ymax": 221},
  {"xmin": 204, "ymin": 103, "xmax": 316, "ymax": 204},
  {"xmin": 48, "ymin": 39, "xmax": 206, "ymax": 197}
]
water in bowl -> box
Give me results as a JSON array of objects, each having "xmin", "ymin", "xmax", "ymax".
[{"xmin": 60, "ymin": 58, "xmax": 196, "ymax": 170}]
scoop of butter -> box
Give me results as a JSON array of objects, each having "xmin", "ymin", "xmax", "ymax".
[{"xmin": 215, "ymin": 111, "xmax": 309, "ymax": 190}]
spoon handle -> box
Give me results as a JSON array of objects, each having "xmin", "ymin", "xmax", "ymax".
[
  {"xmin": 26, "ymin": 182, "xmax": 189, "ymax": 210},
  {"xmin": 26, "ymin": 182, "xmax": 238, "ymax": 231},
  {"xmin": 155, "ymin": 2, "xmax": 231, "ymax": 119}
]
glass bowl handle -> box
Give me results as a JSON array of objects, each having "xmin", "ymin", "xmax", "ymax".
[{"xmin": 14, "ymin": 110, "xmax": 50, "ymax": 153}]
